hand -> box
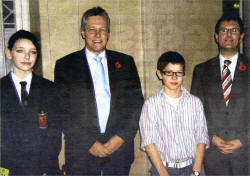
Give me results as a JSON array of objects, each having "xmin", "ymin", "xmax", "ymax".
[
  {"xmin": 220, "ymin": 139, "xmax": 243, "ymax": 154},
  {"xmin": 190, "ymin": 174, "xmax": 195, "ymax": 176},
  {"xmin": 89, "ymin": 141, "xmax": 111, "ymax": 157},
  {"xmin": 212, "ymin": 136, "xmax": 227, "ymax": 149},
  {"xmin": 212, "ymin": 136, "xmax": 228, "ymax": 154},
  {"xmin": 104, "ymin": 135, "xmax": 124, "ymax": 154}
]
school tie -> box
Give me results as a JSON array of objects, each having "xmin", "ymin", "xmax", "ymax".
[
  {"xmin": 222, "ymin": 60, "xmax": 232, "ymax": 106},
  {"xmin": 94, "ymin": 56, "xmax": 110, "ymax": 133},
  {"xmin": 20, "ymin": 81, "xmax": 28, "ymax": 106}
]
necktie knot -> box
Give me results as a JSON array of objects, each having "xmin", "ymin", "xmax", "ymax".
[
  {"xmin": 94, "ymin": 56, "xmax": 102, "ymax": 63},
  {"xmin": 224, "ymin": 60, "xmax": 231, "ymax": 67},
  {"xmin": 20, "ymin": 81, "xmax": 27, "ymax": 89}
]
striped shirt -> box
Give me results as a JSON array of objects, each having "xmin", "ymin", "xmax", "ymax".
[{"xmin": 139, "ymin": 86, "xmax": 209, "ymax": 164}]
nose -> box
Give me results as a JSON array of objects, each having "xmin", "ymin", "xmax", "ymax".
[
  {"xmin": 95, "ymin": 30, "xmax": 101, "ymax": 37},
  {"xmin": 24, "ymin": 52, "xmax": 30, "ymax": 60},
  {"xmin": 226, "ymin": 29, "xmax": 232, "ymax": 36},
  {"xmin": 171, "ymin": 74, "xmax": 178, "ymax": 79}
]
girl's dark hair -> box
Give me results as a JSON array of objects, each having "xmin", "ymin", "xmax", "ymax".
[{"xmin": 8, "ymin": 30, "xmax": 40, "ymax": 58}]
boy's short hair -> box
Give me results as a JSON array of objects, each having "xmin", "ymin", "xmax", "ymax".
[
  {"xmin": 157, "ymin": 51, "xmax": 185, "ymax": 72},
  {"xmin": 8, "ymin": 30, "xmax": 40, "ymax": 58}
]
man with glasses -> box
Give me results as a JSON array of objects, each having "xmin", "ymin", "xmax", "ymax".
[
  {"xmin": 191, "ymin": 15, "xmax": 249, "ymax": 175},
  {"xmin": 139, "ymin": 51, "xmax": 209, "ymax": 176},
  {"xmin": 54, "ymin": 6, "xmax": 143, "ymax": 175}
]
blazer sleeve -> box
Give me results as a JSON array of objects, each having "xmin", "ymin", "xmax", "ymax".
[
  {"xmin": 191, "ymin": 64, "xmax": 205, "ymax": 103},
  {"xmin": 115, "ymin": 56, "xmax": 144, "ymax": 142},
  {"xmin": 191, "ymin": 64, "xmax": 215, "ymax": 142}
]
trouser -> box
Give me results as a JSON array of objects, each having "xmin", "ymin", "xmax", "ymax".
[{"xmin": 204, "ymin": 148, "xmax": 249, "ymax": 175}]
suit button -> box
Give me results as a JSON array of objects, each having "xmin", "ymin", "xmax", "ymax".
[
  {"xmin": 225, "ymin": 131, "xmax": 228, "ymax": 135},
  {"xmin": 225, "ymin": 112, "xmax": 229, "ymax": 116}
]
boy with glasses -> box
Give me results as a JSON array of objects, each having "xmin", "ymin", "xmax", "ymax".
[{"xmin": 139, "ymin": 51, "xmax": 209, "ymax": 176}]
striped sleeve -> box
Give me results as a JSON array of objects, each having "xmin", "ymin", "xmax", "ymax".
[
  {"xmin": 139, "ymin": 99, "xmax": 157, "ymax": 151},
  {"xmin": 195, "ymin": 97, "xmax": 210, "ymax": 149}
]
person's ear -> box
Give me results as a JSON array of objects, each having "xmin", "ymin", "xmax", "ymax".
[
  {"xmin": 215, "ymin": 33, "xmax": 219, "ymax": 44},
  {"xmin": 81, "ymin": 30, "xmax": 86, "ymax": 39},
  {"xmin": 239, "ymin": 32, "xmax": 245, "ymax": 43},
  {"xmin": 156, "ymin": 70, "xmax": 163, "ymax": 80},
  {"xmin": 5, "ymin": 48, "xmax": 12, "ymax": 60}
]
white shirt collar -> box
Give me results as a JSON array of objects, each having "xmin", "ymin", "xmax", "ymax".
[
  {"xmin": 11, "ymin": 72, "xmax": 32, "ymax": 101},
  {"xmin": 85, "ymin": 48, "xmax": 106, "ymax": 62}
]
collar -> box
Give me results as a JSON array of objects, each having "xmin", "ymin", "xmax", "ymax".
[
  {"xmin": 11, "ymin": 72, "xmax": 32, "ymax": 83},
  {"xmin": 85, "ymin": 48, "xmax": 106, "ymax": 61},
  {"xmin": 219, "ymin": 53, "xmax": 238, "ymax": 68},
  {"xmin": 11, "ymin": 72, "xmax": 32, "ymax": 93},
  {"xmin": 159, "ymin": 85, "xmax": 190, "ymax": 99}
]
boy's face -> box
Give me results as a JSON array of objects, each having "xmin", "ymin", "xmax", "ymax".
[
  {"xmin": 157, "ymin": 63, "xmax": 184, "ymax": 93},
  {"xmin": 6, "ymin": 39, "xmax": 37, "ymax": 78}
]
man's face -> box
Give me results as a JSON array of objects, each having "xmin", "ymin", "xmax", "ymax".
[
  {"xmin": 215, "ymin": 20, "xmax": 244, "ymax": 53},
  {"xmin": 81, "ymin": 16, "xmax": 110, "ymax": 55}
]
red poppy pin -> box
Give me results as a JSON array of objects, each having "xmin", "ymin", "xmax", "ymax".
[
  {"xmin": 38, "ymin": 111, "xmax": 48, "ymax": 129},
  {"xmin": 239, "ymin": 61, "xmax": 247, "ymax": 71},
  {"xmin": 115, "ymin": 61, "xmax": 122, "ymax": 69}
]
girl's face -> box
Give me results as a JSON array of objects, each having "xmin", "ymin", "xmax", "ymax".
[{"xmin": 6, "ymin": 39, "xmax": 37, "ymax": 78}]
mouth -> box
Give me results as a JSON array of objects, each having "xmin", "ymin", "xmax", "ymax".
[
  {"xmin": 21, "ymin": 62, "xmax": 32, "ymax": 66},
  {"xmin": 93, "ymin": 40, "xmax": 102, "ymax": 44},
  {"xmin": 170, "ymin": 82, "xmax": 178, "ymax": 86},
  {"xmin": 224, "ymin": 38, "xmax": 234, "ymax": 43}
]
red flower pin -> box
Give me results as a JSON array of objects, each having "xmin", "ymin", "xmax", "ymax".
[
  {"xmin": 239, "ymin": 61, "xmax": 247, "ymax": 71},
  {"xmin": 115, "ymin": 61, "xmax": 122, "ymax": 69}
]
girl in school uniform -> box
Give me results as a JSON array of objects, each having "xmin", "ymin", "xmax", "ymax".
[{"xmin": 0, "ymin": 30, "xmax": 61, "ymax": 175}]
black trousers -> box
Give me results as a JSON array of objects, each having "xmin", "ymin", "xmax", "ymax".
[{"xmin": 204, "ymin": 147, "xmax": 249, "ymax": 175}]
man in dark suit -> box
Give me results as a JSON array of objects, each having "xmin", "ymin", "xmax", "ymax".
[
  {"xmin": 191, "ymin": 15, "xmax": 249, "ymax": 175},
  {"xmin": 54, "ymin": 6, "xmax": 143, "ymax": 175}
]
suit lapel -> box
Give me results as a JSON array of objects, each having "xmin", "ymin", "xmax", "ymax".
[
  {"xmin": 3, "ymin": 74, "xmax": 21, "ymax": 107},
  {"xmin": 207, "ymin": 56, "xmax": 226, "ymax": 108},
  {"xmin": 228, "ymin": 55, "xmax": 249, "ymax": 109},
  {"xmin": 71, "ymin": 49, "xmax": 99, "ymax": 130},
  {"xmin": 106, "ymin": 50, "xmax": 116, "ymax": 91}
]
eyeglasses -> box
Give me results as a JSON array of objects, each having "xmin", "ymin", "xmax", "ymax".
[
  {"xmin": 160, "ymin": 70, "xmax": 185, "ymax": 77},
  {"xmin": 219, "ymin": 28, "xmax": 240, "ymax": 34},
  {"xmin": 86, "ymin": 28, "xmax": 108, "ymax": 35}
]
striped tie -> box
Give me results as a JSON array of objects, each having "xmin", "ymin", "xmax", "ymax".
[{"xmin": 222, "ymin": 60, "xmax": 232, "ymax": 105}]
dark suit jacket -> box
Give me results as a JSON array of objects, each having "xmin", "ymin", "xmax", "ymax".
[
  {"xmin": 54, "ymin": 49, "xmax": 143, "ymax": 173},
  {"xmin": 191, "ymin": 54, "xmax": 249, "ymax": 157},
  {"xmin": 1, "ymin": 73, "xmax": 61, "ymax": 175}
]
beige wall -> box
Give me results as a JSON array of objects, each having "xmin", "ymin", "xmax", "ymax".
[{"xmin": 38, "ymin": 0, "xmax": 222, "ymax": 175}]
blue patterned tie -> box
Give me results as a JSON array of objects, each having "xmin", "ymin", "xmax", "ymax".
[{"xmin": 94, "ymin": 56, "xmax": 110, "ymax": 133}]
